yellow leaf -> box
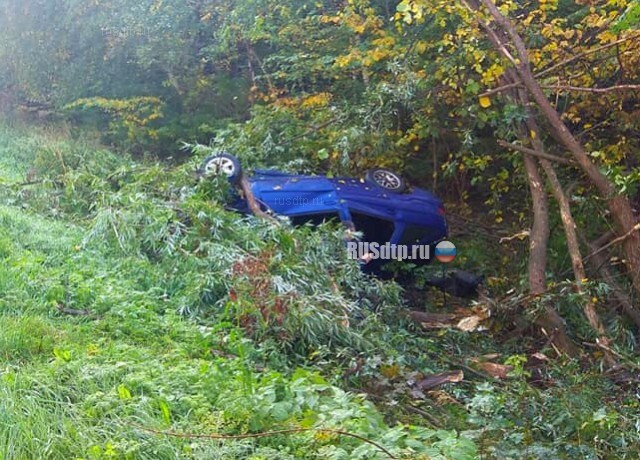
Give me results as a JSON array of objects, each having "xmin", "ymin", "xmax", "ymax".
[
  {"xmin": 530, "ymin": 130, "xmax": 536, "ymax": 139},
  {"xmin": 479, "ymin": 95, "xmax": 491, "ymax": 108},
  {"xmin": 380, "ymin": 364, "xmax": 400, "ymax": 379}
]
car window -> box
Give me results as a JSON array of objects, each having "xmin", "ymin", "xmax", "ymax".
[
  {"xmin": 290, "ymin": 212, "xmax": 341, "ymax": 226},
  {"xmin": 399, "ymin": 225, "xmax": 428, "ymax": 245},
  {"xmin": 350, "ymin": 212, "xmax": 394, "ymax": 243}
]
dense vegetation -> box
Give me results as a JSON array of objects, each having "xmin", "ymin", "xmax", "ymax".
[{"xmin": 1, "ymin": 0, "xmax": 640, "ymax": 459}]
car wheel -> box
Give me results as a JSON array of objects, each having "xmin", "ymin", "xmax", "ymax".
[
  {"xmin": 199, "ymin": 153, "xmax": 242, "ymax": 183},
  {"xmin": 366, "ymin": 168, "xmax": 407, "ymax": 193}
]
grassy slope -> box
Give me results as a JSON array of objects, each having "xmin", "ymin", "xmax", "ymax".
[
  {"xmin": 0, "ymin": 130, "xmax": 314, "ymax": 458},
  {"xmin": 0, "ymin": 166, "xmax": 268, "ymax": 457},
  {"xmin": 0, "ymin": 124, "xmax": 476, "ymax": 460},
  {"xmin": 1, "ymin": 123, "xmax": 639, "ymax": 460}
]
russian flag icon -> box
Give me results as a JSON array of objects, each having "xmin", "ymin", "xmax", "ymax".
[{"xmin": 435, "ymin": 240, "xmax": 457, "ymax": 263}]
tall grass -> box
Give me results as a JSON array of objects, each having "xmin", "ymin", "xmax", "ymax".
[
  {"xmin": 1, "ymin": 123, "xmax": 638, "ymax": 459},
  {"xmin": 0, "ymin": 123, "xmax": 468, "ymax": 459}
]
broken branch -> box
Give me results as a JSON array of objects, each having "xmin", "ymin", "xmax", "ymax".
[{"xmin": 238, "ymin": 174, "xmax": 280, "ymax": 224}]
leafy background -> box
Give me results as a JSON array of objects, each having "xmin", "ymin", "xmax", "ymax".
[{"xmin": 1, "ymin": 0, "xmax": 640, "ymax": 458}]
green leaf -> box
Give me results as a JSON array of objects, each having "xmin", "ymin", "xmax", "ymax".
[
  {"xmin": 53, "ymin": 348, "xmax": 72, "ymax": 362},
  {"xmin": 117, "ymin": 384, "xmax": 132, "ymax": 401},
  {"xmin": 158, "ymin": 399, "xmax": 172, "ymax": 424},
  {"xmin": 317, "ymin": 148, "xmax": 329, "ymax": 160},
  {"xmin": 612, "ymin": 0, "xmax": 640, "ymax": 32}
]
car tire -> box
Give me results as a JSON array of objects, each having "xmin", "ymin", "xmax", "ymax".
[
  {"xmin": 199, "ymin": 153, "xmax": 242, "ymax": 183},
  {"xmin": 365, "ymin": 168, "xmax": 407, "ymax": 193}
]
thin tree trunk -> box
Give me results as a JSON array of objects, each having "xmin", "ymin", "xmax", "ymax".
[
  {"xmin": 519, "ymin": 98, "xmax": 616, "ymax": 365},
  {"xmin": 475, "ymin": 0, "xmax": 640, "ymax": 300},
  {"xmin": 522, "ymin": 151, "xmax": 578, "ymax": 355},
  {"xmin": 523, "ymin": 154, "xmax": 548, "ymax": 294},
  {"xmin": 506, "ymin": 85, "xmax": 577, "ymax": 355},
  {"xmin": 541, "ymin": 160, "xmax": 617, "ymax": 366}
]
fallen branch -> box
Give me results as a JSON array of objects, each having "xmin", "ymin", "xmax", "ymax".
[
  {"xmin": 414, "ymin": 371, "xmax": 464, "ymax": 391},
  {"xmin": 131, "ymin": 424, "xmax": 396, "ymax": 459},
  {"xmin": 583, "ymin": 342, "xmax": 640, "ymax": 373},
  {"xmin": 56, "ymin": 304, "xmax": 94, "ymax": 317},
  {"xmin": 499, "ymin": 229, "xmax": 530, "ymax": 244},
  {"xmin": 540, "ymin": 328, "xmax": 562, "ymax": 358},
  {"xmin": 498, "ymin": 280, "xmax": 589, "ymax": 310},
  {"xmin": 497, "ymin": 140, "xmax": 574, "ymax": 165},
  {"xmin": 238, "ymin": 174, "xmax": 279, "ymax": 224}
]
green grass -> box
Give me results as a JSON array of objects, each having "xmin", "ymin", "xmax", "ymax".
[
  {"xmin": 0, "ymin": 123, "xmax": 639, "ymax": 459},
  {"xmin": 0, "ymin": 124, "xmax": 478, "ymax": 459},
  {"xmin": 0, "ymin": 210, "xmax": 410, "ymax": 458}
]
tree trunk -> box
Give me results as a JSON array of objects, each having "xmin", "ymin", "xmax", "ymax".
[
  {"xmin": 507, "ymin": 84, "xmax": 577, "ymax": 355},
  {"xmin": 518, "ymin": 96, "xmax": 615, "ymax": 364},
  {"xmin": 523, "ymin": 153, "xmax": 548, "ymax": 295},
  {"xmin": 540, "ymin": 158, "xmax": 617, "ymax": 366},
  {"xmin": 239, "ymin": 175, "xmax": 278, "ymax": 223},
  {"xmin": 519, "ymin": 133, "xmax": 578, "ymax": 356},
  {"xmin": 476, "ymin": 0, "xmax": 640, "ymax": 299}
]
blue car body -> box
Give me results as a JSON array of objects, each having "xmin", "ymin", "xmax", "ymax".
[{"xmin": 232, "ymin": 169, "xmax": 448, "ymax": 248}]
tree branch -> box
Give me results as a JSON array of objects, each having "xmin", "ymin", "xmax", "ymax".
[
  {"xmin": 583, "ymin": 223, "xmax": 640, "ymax": 264},
  {"xmin": 131, "ymin": 424, "xmax": 396, "ymax": 459},
  {"xmin": 480, "ymin": 74, "xmax": 640, "ymax": 98},
  {"xmin": 476, "ymin": 20, "xmax": 520, "ymax": 68},
  {"xmin": 497, "ymin": 140, "xmax": 574, "ymax": 165},
  {"xmin": 541, "ymin": 84, "xmax": 640, "ymax": 94},
  {"xmin": 238, "ymin": 175, "xmax": 280, "ymax": 224},
  {"xmin": 480, "ymin": 36, "xmax": 640, "ymax": 98},
  {"xmin": 536, "ymin": 35, "xmax": 638, "ymax": 79},
  {"xmin": 480, "ymin": 81, "xmax": 521, "ymax": 97}
]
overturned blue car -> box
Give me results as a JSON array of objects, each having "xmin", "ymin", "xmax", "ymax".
[{"xmin": 198, "ymin": 153, "xmax": 447, "ymax": 258}]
